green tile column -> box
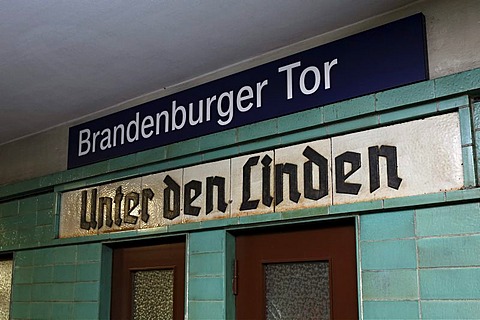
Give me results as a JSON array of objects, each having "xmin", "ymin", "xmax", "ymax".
[
  {"xmin": 416, "ymin": 203, "xmax": 480, "ymax": 319},
  {"xmin": 360, "ymin": 210, "xmax": 420, "ymax": 319},
  {"xmin": 187, "ymin": 230, "xmax": 235, "ymax": 319}
]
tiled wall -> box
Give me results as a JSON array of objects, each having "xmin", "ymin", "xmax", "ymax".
[
  {"xmin": 0, "ymin": 68, "xmax": 479, "ymax": 319},
  {"xmin": 361, "ymin": 203, "xmax": 480, "ymax": 319},
  {"xmin": 0, "ymin": 193, "xmax": 55, "ymax": 251},
  {"xmin": 187, "ymin": 230, "xmax": 234, "ymax": 319},
  {"xmin": 10, "ymin": 243, "xmax": 109, "ymax": 319}
]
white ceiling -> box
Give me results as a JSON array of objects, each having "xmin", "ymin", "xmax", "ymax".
[{"xmin": 0, "ymin": 0, "xmax": 417, "ymax": 145}]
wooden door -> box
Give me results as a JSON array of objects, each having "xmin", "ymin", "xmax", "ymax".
[
  {"xmin": 235, "ymin": 219, "xmax": 358, "ymax": 319},
  {"xmin": 111, "ymin": 240, "xmax": 185, "ymax": 319}
]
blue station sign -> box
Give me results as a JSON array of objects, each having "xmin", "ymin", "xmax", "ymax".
[{"xmin": 68, "ymin": 14, "xmax": 428, "ymax": 169}]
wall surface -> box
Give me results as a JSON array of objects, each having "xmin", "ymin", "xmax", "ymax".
[
  {"xmin": 1, "ymin": 0, "xmax": 480, "ymax": 319},
  {"xmin": 0, "ymin": 68, "xmax": 478, "ymax": 318},
  {"xmin": 1, "ymin": 0, "xmax": 479, "ymax": 186},
  {"xmin": 361, "ymin": 204, "xmax": 480, "ymax": 319}
]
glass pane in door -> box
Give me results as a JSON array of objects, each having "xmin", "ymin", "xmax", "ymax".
[
  {"xmin": 264, "ymin": 261, "xmax": 330, "ymax": 320},
  {"xmin": 132, "ymin": 269, "xmax": 174, "ymax": 320}
]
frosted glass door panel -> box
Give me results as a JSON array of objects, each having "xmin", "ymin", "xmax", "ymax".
[
  {"xmin": 132, "ymin": 269, "xmax": 175, "ymax": 320},
  {"xmin": 265, "ymin": 261, "xmax": 330, "ymax": 320}
]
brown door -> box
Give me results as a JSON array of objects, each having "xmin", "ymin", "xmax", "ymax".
[
  {"xmin": 235, "ymin": 219, "xmax": 358, "ymax": 319},
  {"xmin": 110, "ymin": 239, "xmax": 185, "ymax": 320}
]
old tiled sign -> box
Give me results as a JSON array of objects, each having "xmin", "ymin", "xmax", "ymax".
[{"xmin": 60, "ymin": 113, "xmax": 463, "ymax": 238}]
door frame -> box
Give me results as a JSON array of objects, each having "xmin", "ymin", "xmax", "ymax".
[
  {"xmin": 109, "ymin": 235, "xmax": 186, "ymax": 319},
  {"xmin": 233, "ymin": 217, "xmax": 359, "ymax": 319}
]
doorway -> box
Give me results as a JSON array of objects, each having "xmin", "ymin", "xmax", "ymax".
[
  {"xmin": 235, "ymin": 219, "xmax": 358, "ymax": 319},
  {"xmin": 110, "ymin": 238, "xmax": 185, "ymax": 319}
]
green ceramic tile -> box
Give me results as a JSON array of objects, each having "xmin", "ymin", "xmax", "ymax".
[
  {"xmin": 188, "ymin": 276, "xmax": 224, "ymax": 301},
  {"xmin": 363, "ymin": 301, "xmax": 419, "ymax": 320},
  {"xmin": 30, "ymin": 302, "xmax": 52, "ymax": 318},
  {"xmin": 76, "ymin": 263, "xmax": 101, "ymax": 282},
  {"xmin": 326, "ymin": 115, "xmax": 378, "ymax": 136},
  {"xmin": 459, "ymin": 106, "xmax": 473, "ymax": 145},
  {"xmin": 76, "ymin": 243, "xmax": 102, "ymax": 262},
  {"xmin": 15, "ymin": 212, "xmax": 36, "ymax": 229},
  {"xmin": 189, "ymin": 230, "xmax": 226, "ymax": 254},
  {"xmin": 83, "ymin": 168, "xmax": 138, "ymax": 186},
  {"xmin": 421, "ymin": 301, "xmax": 480, "ymax": 320},
  {"xmin": 13, "ymin": 267, "xmax": 33, "ymax": 285},
  {"xmin": 361, "ymin": 239, "xmax": 417, "ymax": 270},
  {"xmin": 463, "ymin": 146, "xmax": 476, "ymax": 186},
  {"xmin": 360, "ymin": 210, "xmax": 415, "ymax": 241},
  {"xmin": 39, "ymin": 172, "xmax": 63, "ymax": 188},
  {"xmin": 224, "ymin": 232, "xmax": 235, "ymax": 320},
  {"xmin": 54, "ymin": 179, "xmax": 87, "ymax": 192},
  {"xmin": 435, "ymin": 68, "xmax": 480, "ymax": 98},
  {"xmin": 190, "ymin": 252, "xmax": 225, "ymax": 277},
  {"xmin": 362, "ymin": 269, "xmax": 418, "ymax": 300},
  {"xmin": 0, "ymin": 183, "xmax": 24, "ymax": 199},
  {"xmin": 280, "ymin": 125, "xmax": 328, "ymax": 145},
  {"xmin": 199, "ymin": 129, "xmax": 237, "ymax": 150},
  {"xmin": 50, "ymin": 283, "xmax": 75, "ymax": 302},
  {"xmin": 199, "ymin": 217, "xmax": 239, "ymax": 229},
  {"xmin": 108, "ymin": 153, "xmax": 137, "ymax": 172},
  {"xmin": 62, "ymin": 167, "xmax": 85, "ymax": 183},
  {"xmin": 50, "ymin": 302, "xmax": 73, "ymax": 319},
  {"xmin": 34, "ymin": 225, "xmax": 55, "ymax": 244},
  {"xmin": 17, "ymin": 228, "xmax": 37, "ymax": 248},
  {"xmin": 99, "ymin": 246, "xmax": 112, "ymax": 319},
  {"xmin": 237, "ymin": 119, "xmax": 277, "ymax": 142},
  {"xmin": 54, "ymin": 265, "xmax": 76, "ymax": 282},
  {"xmin": 329, "ymin": 200, "xmax": 382, "ymax": 214},
  {"xmin": 54, "ymin": 246, "xmax": 77, "ymax": 265},
  {"xmin": 81, "ymin": 161, "xmax": 109, "ymax": 178},
  {"xmin": 238, "ymin": 212, "xmax": 282, "ymax": 225},
  {"xmin": 74, "ymin": 282, "xmax": 100, "ymax": 302},
  {"xmin": 33, "ymin": 266, "xmax": 53, "ymax": 284},
  {"xmin": 142, "ymin": 154, "xmax": 203, "ymax": 174},
  {"xmin": 36, "ymin": 193, "xmax": 55, "ymax": 210},
  {"xmin": 378, "ymin": 102, "xmax": 437, "ymax": 125},
  {"xmin": 73, "ymin": 302, "xmax": 99, "ymax": 319},
  {"xmin": 0, "ymin": 200, "xmax": 18, "ymax": 217},
  {"xmin": 376, "ymin": 80, "xmax": 435, "ymax": 111},
  {"xmin": 133, "ymin": 226, "xmax": 168, "ymax": 237},
  {"xmin": 476, "ymin": 130, "xmax": 480, "ymax": 166},
  {"xmin": 0, "ymin": 230, "xmax": 17, "ymax": 250},
  {"xmin": 0, "ymin": 216, "xmax": 16, "ymax": 231},
  {"xmin": 418, "ymin": 235, "xmax": 480, "ymax": 268},
  {"xmin": 281, "ymin": 206, "xmax": 329, "ymax": 220},
  {"xmin": 420, "ymin": 268, "xmax": 480, "ymax": 299},
  {"xmin": 188, "ymin": 301, "xmax": 225, "ymax": 320},
  {"xmin": 324, "ymin": 94, "xmax": 375, "ymax": 122},
  {"xmin": 31, "ymin": 283, "xmax": 53, "ymax": 302},
  {"xmin": 474, "ymin": 101, "xmax": 480, "ymax": 129},
  {"xmin": 166, "ymin": 221, "xmax": 202, "ymax": 233},
  {"xmin": 238, "ymin": 136, "xmax": 281, "ymax": 154},
  {"xmin": 14, "ymin": 251, "xmax": 34, "ymax": 267},
  {"xmin": 36, "ymin": 209, "xmax": 54, "ymax": 226},
  {"xmin": 445, "ymin": 188, "xmax": 480, "ymax": 202},
  {"xmin": 383, "ymin": 192, "xmax": 445, "ymax": 209},
  {"xmin": 18, "ymin": 197, "xmax": 37, "ymax": 215},
  {"xmin": 201, "ymin": 145, "xmax": 239, "ymax": 162},
  {"xmin": 10, "ymin": 301, "xmax": 31, "ymax": 318},
  {"xmin": 135, "ymin": 146, "xmax": 167, "ymax": 165},
  {"xmin": 416, "ymin": 203, "xmax": 480, "ymax": 236},
  {"xmin": 11, "ymin": 284, "xmax": 31, "ymax": 302},
  {"xmin": 437, "ymin": 95, "xmax": 469, "ymax": 111},
  {"xmin": 166, "ymin": 138, "xmax": 200, "ymax": 158},
  {"xmin": 277, "ymin": 107, "xmax": 323, "ymax": 133}
]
